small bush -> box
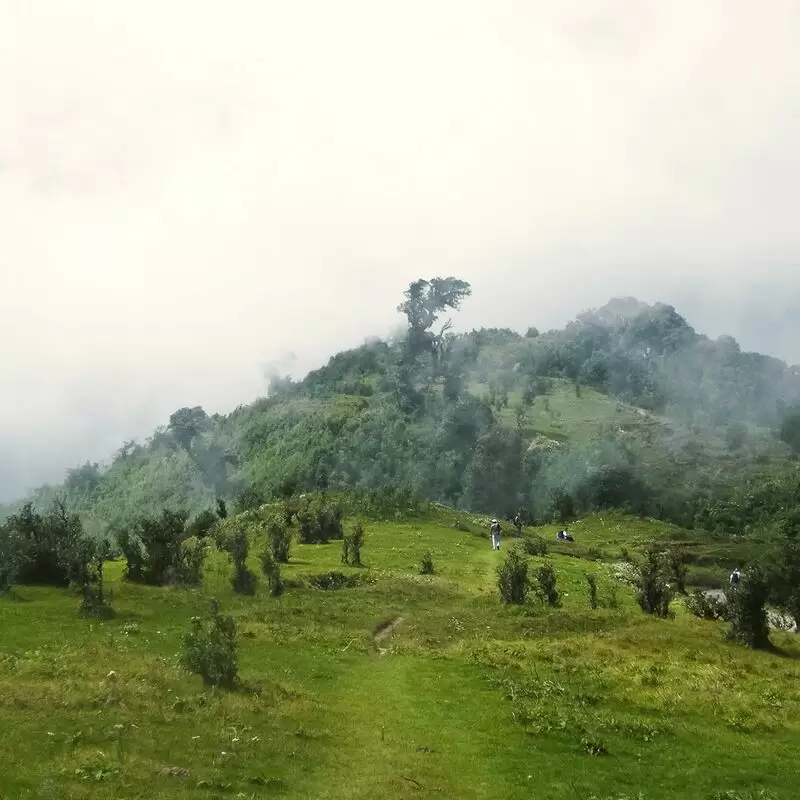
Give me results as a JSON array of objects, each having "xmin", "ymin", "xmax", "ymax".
[
  {"xmin": 452, "ymin": 520, "xmax": 470, "ymax": 532},
  {"xmin": 522, "ymin": 535, "xmax": 548, "ymax": 556},
  {"xmin": 296, "ymin": 499, "xmax": 344, "ymax": 543},
  {"xmin": 259, "ymin": 546, "xmax": 284, "ymax": 597},
  {"xmin": 183, "ymin": 599, "xmax": 238, "ymax": 689},
  {"xmin": 685, "ymin": 589, "xmax": 729, "ymax": 621},
  {"xmin": 420, "ymin": 550, "xmax": 435, "ymax": 575},
  {"xmin": 118, "ymin": 509, "xmax": 201, "ymax": 586},
  {"xmin": 620, "ymin": 546, "xmax": 632, "ymax": 562},
  {"xmin": 267, "ymin": 517, "xmax": 292, "ymax": 563},
  {"xmin": 342, "ymin": 521, "xmax": 365, "ymax": 567},
  {"xmin": 581, "ymin": 736, "xmax": 608, "ymax": 756},
  {"xmin": 636, "ymin": 545, "xmax": 672, "ymax": 618},
  {"xmin": 176, "ymin": 536, "xmax": 207, "ymax": 586},
  {"xmin": 6, "ymin": 500, "xmax": 85, "ymax": 588},
  {"xmin": 665, "ymin": 546, "xmax": 690, "ymax": 594},
  {"xmin": 727, "ymin": 563, "xmax": 771, "ymax": 649},
  {"xmin": 585, "ymin": 573, "xmax": 598, "ymax": 609},
  {"xmin": 0, "ymin": 522, "xmax": 22, "ymax": 591},
  {"xmin": 607, "ymin": 582, "xmax": 620, "ymax": 610},
  {"xmin": 536, "ymin": 562, "xmax": 560, "ymax": 607},
  {"xmin": 497, "ymin": 548, "xmax": 529, "ymax": 604},
  {"xmin": 228, "ymin": 527, "xmax": 257, "ymax": 595},
  {"xmin": 308, "ymin": 571, "xmax": 361, "ymax": 590},
  {"xmin": 73, "ymin": 539, "xmax": 115, "ymax": 619}
]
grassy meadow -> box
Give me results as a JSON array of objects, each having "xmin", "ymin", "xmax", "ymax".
[{"xmin": 1, "ymin": 508, "xmax": 799, "ymax": 800}]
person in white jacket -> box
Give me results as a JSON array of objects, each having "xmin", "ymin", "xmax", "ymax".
[{"xmin": 490, "ymin": 519, "xmax": 501, "ymax": 551}]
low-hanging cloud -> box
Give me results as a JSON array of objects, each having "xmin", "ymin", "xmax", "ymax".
[{"xmin": 2, "ymin": 0, "xmax": 800, "ymax": 499}]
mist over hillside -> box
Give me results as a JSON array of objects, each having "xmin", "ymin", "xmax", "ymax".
[{"xmin": 5, "ymin": 284, "xmax": 800, "ymax": 543}]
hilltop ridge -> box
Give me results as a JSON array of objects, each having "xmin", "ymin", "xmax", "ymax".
[{"xmin": 5, "ymin": 285, "xmax": 800, "ymax": 540}]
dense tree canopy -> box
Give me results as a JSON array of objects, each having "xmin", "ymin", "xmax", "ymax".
[{"xmin": 5, "ymin": 288, "xmax": 800, "ymax": 541}]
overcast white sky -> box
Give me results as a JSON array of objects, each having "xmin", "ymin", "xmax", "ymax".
[{"xmin": 2, "ymin": 0, "xmax": 800, "ymax": 500}]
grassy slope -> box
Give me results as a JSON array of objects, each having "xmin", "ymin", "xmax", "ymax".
[{"xmin": 1, "ymin": 510, "xmax": 799, "ymax": 800}]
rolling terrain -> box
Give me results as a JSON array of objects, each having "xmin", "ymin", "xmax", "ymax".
[{"xmin": 1, "ymin": 505, "xmax": 798, "ymax": 800}]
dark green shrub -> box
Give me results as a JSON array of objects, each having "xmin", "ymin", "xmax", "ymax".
[
  {"xmin": 6, "ymin": 500, "xmax": 85, "ymax": 587},
  {"xmin": 685, "ymin": 589, "xmax": 728, "ymax": 621},
  {"xmin": 119, "ymin": 509, "xmax": 201, "ymax": 586},
  {"xmin": 259, "ymin": 546, "xmax": 284, "ymax": 597},
  {"xmin": 536, "ymin": 562, "xmax": 560, "ymax": 607},
  {"xmin": 183, "ymin": 599, "xmax": 238, "ymax": 688},
  {"xmin": 0, "ymin": 522, "xmax": 22, "ymax": 591},
  {"xmin": 308, "ymin": 571, "xmax": 361, "ymax": 590},
  {"xmin": 497, "ymin": 548, "xmax": 529, "ymax": 604},
  {"xmin": 665, "ymin": 546, "xmax": 690, "ymax": 594},
  {"xmin": 420, "ymin": 550, "xmax": 435, "ymax": 575},
  {"xmin": 175, "ymin": 536, "xmax": 207, "ymax": 586},
  {"xmin": 342, "ymin": 521, "xmax": 365, "ymax": 566},
  {"xmin": 185, "ymin": 510, "xmax": 218, "ymax": 539},
  {"xmin": 522, "ymin": 534, "xmax": 548, "ymax": 556},
  {"xmin": 585, "ymin": 573, "xmax": 598, "ymax": 609},
  {"xmin": 636, "ymin": 545, "xmax": 672, "ymax": 617},
  {"xmin": 267, "ymin": 517, "xmax": 292, "ymax": 563},
  {"xmin": 296, "ymin": 499, "xmax": 344, "ymax": 544},
  {"xmin": 74, "ymin": 539, "xmax": 115, "ymax": 619},
  {"xmin": 216, "ymin": 498, "xmax": 228, "ymax": 519},
  {"xmin": 727, "ymin": 563, "xmax": 771, "ymax": 649},
  {"xmin": 228, "ymin": 527, "xmax": 257, "ymax": 595}
]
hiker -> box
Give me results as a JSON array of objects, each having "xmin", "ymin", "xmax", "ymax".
[
  {"xmin": 490, "ymin": 519, "xmax": 502, "ymax": 551},
  {"xmin": 730, "ymin": 567, "xmax": 741, "ymax": 587},
  {"xmin": 513, "ymin": 513, "xmax": 522, "ymax": 537}
]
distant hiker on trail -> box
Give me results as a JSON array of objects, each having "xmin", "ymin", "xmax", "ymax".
[
  {"xmin": 513, "ymin": 513, "xmax": 522, "ymax": 537},
  {"xmin": 557, "ymin": 530, "xmax": 574, "ymax": 542},
  {"xmin": 730, "ymin": 568, "xmax": 741, "ymax": 587},
  {"xmin": 490, "ymin": 519, "xmax": 502, "ymax": 551}
]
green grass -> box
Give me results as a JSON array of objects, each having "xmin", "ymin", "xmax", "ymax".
[{"xmin": 1, "ymin": 509, "xmax": 799, "ymax": 799}]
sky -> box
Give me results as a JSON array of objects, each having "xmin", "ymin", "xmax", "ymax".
[{"xmin": 2, "ymin": 0, "xmax": 800, "ymax": 500}]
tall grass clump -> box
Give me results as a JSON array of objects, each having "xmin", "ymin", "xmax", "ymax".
[
  {"xmin": 585, "ymin": 572, "xmax": 598, "ymax": 609},
  {"xmin": 536, "ymin": 562, "xmax": 560, "ymax": 607},
  {"xmin": 342, "ymin": 521, "xmax": 365, "ymax": 567}
]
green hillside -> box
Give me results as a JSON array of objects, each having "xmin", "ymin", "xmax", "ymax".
[
  {"xmin": 0, "ymin": 506, "xmax": 798, "ymax": 799},
  {"xmin": 5, "ymin": 283, "xmax": 800, "ymax": 546}
]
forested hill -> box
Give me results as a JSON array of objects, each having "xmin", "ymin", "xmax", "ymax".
[{"xmin": 7, "ymin": 281, "xmax": 800, "ymax": 538}]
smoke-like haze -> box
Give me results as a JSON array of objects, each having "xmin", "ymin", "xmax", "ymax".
[{"xmin": 2, "ymin": 0, "xmax": 800, "ymax": 499}]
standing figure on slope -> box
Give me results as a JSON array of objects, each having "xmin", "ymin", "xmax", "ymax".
[{"xmin": 490, "ymin": 518, "xmax": 502, "ymax": 551}]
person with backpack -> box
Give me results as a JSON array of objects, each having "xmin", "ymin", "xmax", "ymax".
[
  {"xmin": 513, "ymin": 513, "xmax": 522, "ymax": 538},
  {"xmin": 730, "ymin": 567, "xmax": 741, "ymax": 588},
  {"xmin": 490, "ymin": 519, "xmax": 502, "ymax": 551}
]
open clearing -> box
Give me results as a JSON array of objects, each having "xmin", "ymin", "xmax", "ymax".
[{"xmin": 1, "ymin": 509, "xmax": 798, "ymax": 800}]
